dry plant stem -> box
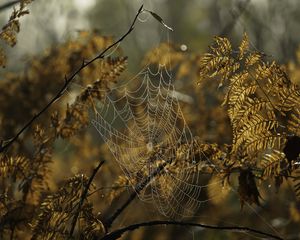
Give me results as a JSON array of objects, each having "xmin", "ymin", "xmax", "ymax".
[
  {"xmin": 100, "ymin": 220, "xmax": 283, "ymax": 240},
  {"xmin": 0, "ymin": 4, "xmax": 144, "ymax": 153},
  {"xmin": 103, "ymin": 162, "xmax": 168, "ymax": 230},
  {"xmin": 0, "ymin": 0, "xmax": 20, "ymax": 12},
  {"xmin": 69, "ymin": 160, "xmax": 105, "ymax": 238}
]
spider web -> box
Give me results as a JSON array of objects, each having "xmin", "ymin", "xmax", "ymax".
[
  {"xmin": 78, "ymin": 6, "xmax": 285, "ymax": 238},
  {"xmin": 89, "ymin": 63, "xmax": 220, "ymax": 218},
  {"xmin": 64, "ymin": 30, "xmax": 283, "ymax": 238}
]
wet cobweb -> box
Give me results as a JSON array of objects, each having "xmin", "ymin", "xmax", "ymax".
[{"xmin": 91, "ymin": 64, "xmax": 220, "ymax": 218}]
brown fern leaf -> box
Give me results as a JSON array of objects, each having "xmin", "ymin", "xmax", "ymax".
[
  {"xmin": 0, "ymin": 156, "xmax": 29, "ymax": 181},
  {"xmin": 245, "ymin": 51, "xmax": 262, "ymax": 67},
  {"xmin": 293, "ymin": 170, "xmax": 300, "ymax": 200},
  {"xmin": 243, "ymin": 132, "xmax": 285, "ymax": 158},
  {"xmin": 0, "ymin": 0, "xmax": 33, "ymax": 67},
  {"xmin": 260, "ymin": 150, "xmax": 288, "ymax": 179},
  {"xmin": 222, "ymin": 71, "xmax": 249, "ymax": 106},
  {"xmin": 21, "ymin": 126, "xmax": 53, "ymax": 202},
  {"xmin": 234, "ymin": 98, "xmax": 273, "ymax": 130},
  {"xmin": 228, "ymin": 84, "xmax": 258, "ymax": 122},
  {"xmin": 210, "ymin": 36, "xmax": 232, "ymax": 56},
  {"xmin": 288, "ymin": 109, "xmax": 300, "ymax": 136},
  {"xmin": 238, "ymin": 33, "xmax": 250, "ymax": 60},
  {"xmin": 233, "ymin": 113, "xmax": 279, "ymax": 156},
  {"xmin": 198, "ymin": 34, "xmax": 296, "ymax": 171},
  {"xmin": 32, "ymin": 174, "xmax": 100, "ymax": 239},
  {"xmin": 79, "ymin": 203, "xmax": 105, "ymax": 239}
]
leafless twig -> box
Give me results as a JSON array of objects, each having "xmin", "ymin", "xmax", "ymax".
[
  {"xmin": 100, "ymin": 220, "xmax": 284, "ymax": 240},
  {"xmin": 0, "ymin": 4, "xmax": 144, "ymax": 153}
]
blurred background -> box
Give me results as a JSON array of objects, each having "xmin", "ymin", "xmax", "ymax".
[
  {"xmin": 1, "ymin": 0, "xmax": 300, "ymax": 239},
  {"xmin": 2, "ymin": 0, "xmax": 300, "ymax": 71}
]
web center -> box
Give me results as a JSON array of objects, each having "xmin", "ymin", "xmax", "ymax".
[{"xmin": 146, "ymin": 142, "xmax": 153, "ymax": 152}]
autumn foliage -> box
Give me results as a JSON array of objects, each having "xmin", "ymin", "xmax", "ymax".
[{"xmin": 0, "ymin": 1, "xmax": 300, "ymax": 240}]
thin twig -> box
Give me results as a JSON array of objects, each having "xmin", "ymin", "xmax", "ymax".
[
  {"xmin": 69, "ymin": 160, "xmax": 105, "ymax": 239},
  {"xmin": 0, "ymin": 4, "xmax": 144, "ymax": 153},
  {"xmin": 99, "ymin": 220, "xmax": 284, "ymax": 240},
  {"xmin": 103, "ymin": 162, "xmax": 168, "ymax": 230},
  {"xmin": 87, "ymin": 185, "xmax": 131, "ymax": 197}
]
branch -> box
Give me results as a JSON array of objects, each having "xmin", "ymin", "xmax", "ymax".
[
  {"xmin": 103, "ymin": 162, "xmax": 167, "ymax": 230},
  {"xmin": 0, "ymin": 4, "xmax": 144, "ymax": 153},
  {"xmin": 69, "ymin": 160, "xmax": 105, "ymax": 238},
  {"xmin": 0, "ymin": 0, "xmax": 20, "ymax": 12},
  {"xmin": 99, "ymin": 220, "xmax": 284, "ymax": 240}
]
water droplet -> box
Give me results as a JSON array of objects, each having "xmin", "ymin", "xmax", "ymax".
[{"xmin": 180, "ymin": 44, "xmax": 187, "ymax": 51}]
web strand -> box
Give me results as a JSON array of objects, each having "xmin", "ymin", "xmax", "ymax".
[{"xmin": 87, "ymin": 61, "xmax": 222, "ymax": 218}]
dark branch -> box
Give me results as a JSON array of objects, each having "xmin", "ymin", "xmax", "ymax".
[
  {"xmin": 0, "ymin": 0, "xmax": 20, "ymax": 12},
  {"xmin": 0, "ymin": 4, "xmax": 144, "ymax": 153},
  {"xmin": 103, "ymin": 162, "xmax": 167, "ymax": 230},
  {"xmin": 69, "ymin": 160, "xmax": 105, "ymax": 238},
  {"xmin": 99, "ymin": 220, "xmax": 284, "ymax": 240}
]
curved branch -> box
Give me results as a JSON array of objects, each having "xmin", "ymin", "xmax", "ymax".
[
  {"xmin": 102, "ymin": 162, "xmax": 168, "ymax": 230},
  {"xmin": 0, "ymin": 4, "xmax": 144, "ymax": 153},
  {"xmin": 100, "ymin": 220, "xmax": 284, "ymax": 240}
]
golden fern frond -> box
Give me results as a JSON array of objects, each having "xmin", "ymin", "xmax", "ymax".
[
  {"xmin": 234, "ymin": 98, "xmax": 273, "ymax": 130},
  {"xmin": 81, "ymin": 56, "xmax": 128, "ymax": 102},
  {"xmin": 198, "ymin": 34, "xmax": 299, "ymax": 182},
  {"xmin": 293, "ymin": 170, "xmax": 300, "ymax": 200},
  {"xmin": 254, "ymin": 61, "xmax": 278, "ymax": 83},
  {"xmin": 245, "ymin": 51, "xmax": 262, "ymax": 67},
  {"xmin": 243, "ymin": 132, "xmax": 285, "ymax": 158},
  {"xmin": 228, "ymin": 84, "xmax": 258, "ymax": 122},
  {"xmin": 103, "ymin": 56, "xmax": 128, "ymax": 81},
  {"xmin": 260, "ymin": 150, "xmax": 288, "ymax": 179},
  {"xmin": 79, "ymin": 203, "xmax": 105, "ymax": 239},
  {"xmin": 198, "ymin": 36, "xmax": 240, "ymax": 86},
  {"xmin": 288, "ymin": 109, "xmax": 300, "ymax": 135},
  {"xmin": 276, "ymin": 85, "xmax": 300, "ymax": 112},
  {"xmin": 24, "ymin": 126, "xmax": 53, "ymax": 199},
  {"xmin": 0, "ymin": 156, "xmax": 29, "ymax": 180},
  {"xmin": 233, "ymin": 113, "xmax": 279, "ymax": 154},
  {"xmin": 193, "ymin": 141, "xmax": 233, "ymax": 173},
  {"xmin": 54, "ymin": 56, "xmax": 127, "ymax": 139},
  {"xmin": 210, "ymin": 36, "xmax": 232, "ymax": 56},
  {"xmin": 0, "ymin": 0, "xmax": 33, "ymax": 46},
  {"xmin": 0, "ymin": 152, "xmax": 50, "ymax": 201},
  {"xmin": 32, "ymin": 174, "xmax": 96, "ymax": 240},
  {"xmin": 223, "ymin": 71, "xmax": 249, "ymax": 106},
  {"xmin": 0, "ymin": 0, "xmax": 33, "ymax": 67},
  {"xmin": 108, "ymin": 175, "xmax": 134, "ymax": 203},
  {"xmin": 238, "ymin": 33, "xmax": 250, "ymax": 60}
]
